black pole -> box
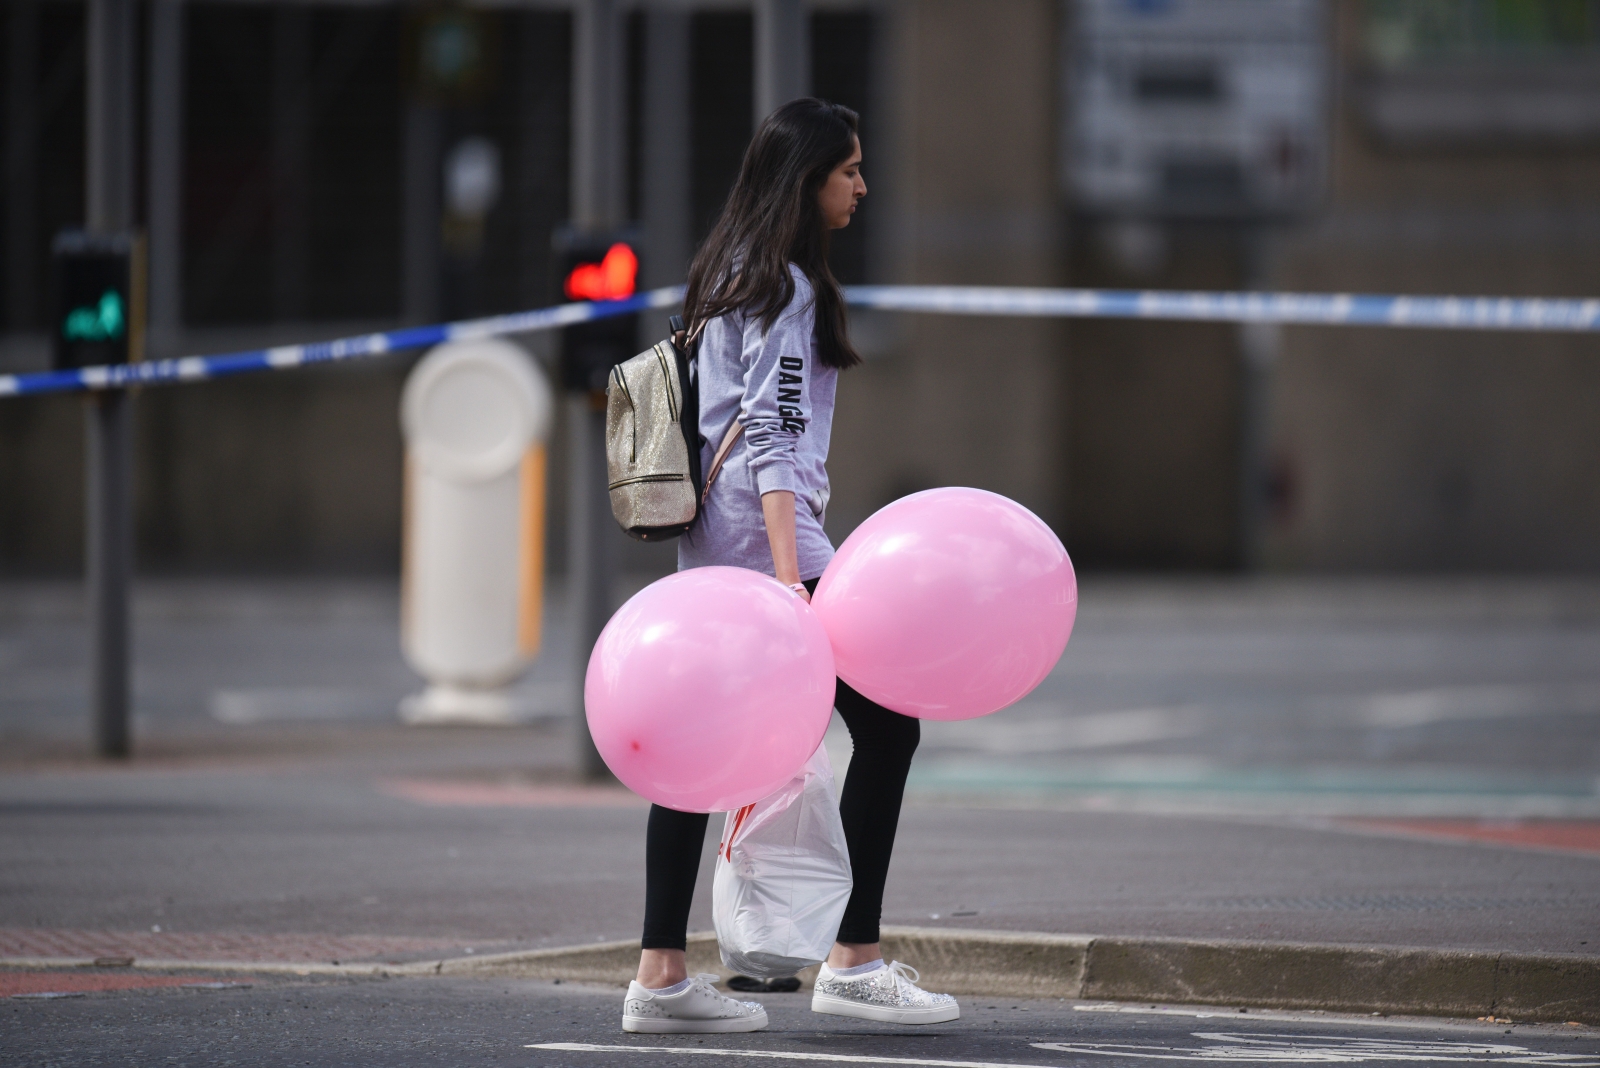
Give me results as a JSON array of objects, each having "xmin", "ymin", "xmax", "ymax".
[
  {"xmin": 567, "ymin": 392, "xmax": 611, "ymax": 779},
  {"xmin": 1238, "ymin": 226, "xmax": 1278, "ymax": 572},
  {"xmin": 87, "ymin": 391, "xmax": 131, "ymax": 756},
  {"xmin": 569, "ymin": 0, "xmax": 624, "ymax": 779},
  {"xmin": 85, "ymin": 0, "xmax": 137, "ymax": 757}
]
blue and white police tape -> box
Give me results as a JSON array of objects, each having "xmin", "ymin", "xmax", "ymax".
[
  {"xmin": 0, "ymin": 286, "xmax": 685, "ymax": 399},
  {"xmin": 845, "ymin": 285, "xmax": 1600, "ymax": 332},
  {"xmin": 3, "ymin": 284, "xmax": 1597, "ymax": 399}
]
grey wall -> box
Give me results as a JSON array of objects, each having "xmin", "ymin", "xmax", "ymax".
[{"xmin": 1260, "ymin": 0, "xmax": 1600, "ymax": 571}]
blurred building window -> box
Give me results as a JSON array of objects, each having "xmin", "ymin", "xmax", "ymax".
[
  {"xmin": 1360, "ymin": 0, "xmax": 1600, "ymax": 144},
  {"xmin": 1366, "ymin": 0, "xmax": 1600, "ymax": 64},
  {"xmin": 1065, "ymin": 0, "xmax": 1329, "ymax": 221}
]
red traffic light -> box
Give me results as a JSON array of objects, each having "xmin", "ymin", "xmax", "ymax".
[{"xmin": 564, "ymin": 242, "xmax": 637, "ymax": 301}]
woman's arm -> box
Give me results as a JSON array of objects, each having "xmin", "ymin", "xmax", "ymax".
[
  {"xmin": 761, "ymin": 490, "xmax": 809, "ymax": 601},
  {"xmin": 743, "ymin": 270, "xmax": 814, "ymax": 533}
]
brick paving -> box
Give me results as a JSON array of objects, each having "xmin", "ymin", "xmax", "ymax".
[
  {"xmin": 0, "ymin": 927, "xmax": 487, "ymax": 964},
  {"xmin": 1335, "ymin": 818, "xmax": 1600, "ymax": 857},
  {"xmin": 0, "ymin": 971, "xmax": 238, "ymax": 997}
]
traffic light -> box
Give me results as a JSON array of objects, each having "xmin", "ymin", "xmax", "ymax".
[
  {"xmin": 51, "ymin": 230, "xmax": 144, "ymax": 371},
  {"xmin": 554, "ymin": 229, "xmax": 639, "ymax": 393},
  {"xmin": 563, "ymin": 241, "xmax": 637, "ymax": 302}
]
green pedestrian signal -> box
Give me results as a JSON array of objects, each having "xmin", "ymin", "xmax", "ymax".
[
  {"xmin": 63, "ymin": 290, "xmax": 126, "ymax": 342},
  {"xmin": 51, "ymin": 230, "xmax": 144, "ymax": 371}
]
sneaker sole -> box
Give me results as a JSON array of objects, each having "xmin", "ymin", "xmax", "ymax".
[
  {"xmin": 622, "ymin": 1009, "xmax": 769, "ymax": 1034},
  {"xmin": 810, "ymin": 992, "xmax": 960, "ymax": 1025}
]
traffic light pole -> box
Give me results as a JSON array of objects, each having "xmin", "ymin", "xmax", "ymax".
[
  {"xmin": 569, "ymin": 0, "xmax": 625, "ymax": 779},
  {"xmin": 566, "ymin": 392, "xmax": 610, "ymax": 778},
  {"xmin": 1238, "ymin": 225, "xmax": 1279, "ymax": 572},
  {"xmin": 87, "ymin": 392, "xmax": 131, "ymax": 756},
  {"xmin": 85, "ymin": 0, "xmax": 136, "ymax": 757},
  {"xmin": 754, "ymin": 0, "xmax": 809, "ymax": 123}
]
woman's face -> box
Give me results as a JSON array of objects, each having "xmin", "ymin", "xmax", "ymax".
[{"xmin": 818, "ymin": 137, "xmax": 866, "ymax": 230}]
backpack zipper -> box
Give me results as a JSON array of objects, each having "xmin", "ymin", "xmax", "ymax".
[
  {"xmin": 610, "ymin": 364, "xmax": 637, "ymax": 461},
  {"xmin": 608, "ymin": 472, "xmax": 686, "ymax": 490}
]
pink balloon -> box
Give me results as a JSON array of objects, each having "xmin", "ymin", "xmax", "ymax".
[
  {"xmin": 585, "ymin": 566, "xmax": 836, "ymax": 812},
  {"xmin": 811, "ymin": 488, "xmax": 1076, "ymax": 721}
]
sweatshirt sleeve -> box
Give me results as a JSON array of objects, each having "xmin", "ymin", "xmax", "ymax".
[{"xmin": 740, "ymin": 267, "xmax": 815, "ymax": 497}]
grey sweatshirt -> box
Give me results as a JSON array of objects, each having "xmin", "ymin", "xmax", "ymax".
[{"xmin": 678, "ymin": 265, "xmax": 838, "ymax": 581}]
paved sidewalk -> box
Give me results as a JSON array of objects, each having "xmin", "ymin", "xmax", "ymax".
[
  {"xmin": 0, "ymin": 747, "xmax": 1595, "ymax": 963},
  {"xmin": 6, "ymin": 573, "xmax": 1599, "ymax": 816}
]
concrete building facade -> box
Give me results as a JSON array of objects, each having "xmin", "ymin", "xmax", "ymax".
[
  {"xmin": 1, "ymin": 0, "xmax": 1596, "ymax": 576},
  {"xmin": 1260, "ymin": 0, "xmax": 1600, "ymax": 571}
]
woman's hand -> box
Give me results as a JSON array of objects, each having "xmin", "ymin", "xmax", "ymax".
[{"xmin": 761, "ymin": 490, "xmax": 806, "ymax": 598}]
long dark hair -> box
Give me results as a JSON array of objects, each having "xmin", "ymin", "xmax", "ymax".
[{"xmin": 684, "ymin": 98, "xmax": 861, "ymax": 370}]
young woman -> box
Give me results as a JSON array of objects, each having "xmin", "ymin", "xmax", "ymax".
[{"xmin": 620, "ymin": 99, "xmax": 959, "ymax": 1035}]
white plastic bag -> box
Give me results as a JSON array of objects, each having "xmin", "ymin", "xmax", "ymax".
[{"xmin": 712, "ymin": 744, "xmax": 853, "ymax": 979}]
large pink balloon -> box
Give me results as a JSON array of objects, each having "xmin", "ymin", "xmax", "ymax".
[
  {"xmin": 585, "ymin": 566, "xmax": 836, "ymax": 812},
  {"xmin": 811, "ymin": 488, "xmax": 1076, "ymax": 721}
]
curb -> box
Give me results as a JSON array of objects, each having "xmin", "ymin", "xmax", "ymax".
[
  {"xmin": 6, "ymin": 929, "xmax": 1596, "ymax": 1025},
  {"xmin": 437, "ymin": 926, "xmax": 1600, "ymax": 1025},
  {"xmin": 0, "ymin": 956, "xmax": 408, "ymax": 978}
]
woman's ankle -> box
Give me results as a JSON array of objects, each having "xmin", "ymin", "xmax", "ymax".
[
  {"xmin": 636, "ymin": 948, "xmax": 688, "ymax": 989},
  {"xmin": 826, "ymin": 941, "xmax": 882, "ymax": 970}
]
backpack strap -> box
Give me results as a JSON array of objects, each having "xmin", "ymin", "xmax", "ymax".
[
  {"xmin": 680, "ymin": 304, "xmax": 734, "ymax": 504},
  {"xmin": 674, "ymin": 317, "xmax": 708, "ymax": 353},
  {"xmin": 701, "ymin": 418, "xmax": 744, "ymax": 505}
]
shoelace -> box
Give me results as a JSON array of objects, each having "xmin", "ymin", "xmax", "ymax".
[
  {"xmin": 691, "ymin": 973, "xmax": 761, "ymax": 1011},
  {"xmin": 886, "ymin": 960, "xmax": 922, "ymax": 991}
]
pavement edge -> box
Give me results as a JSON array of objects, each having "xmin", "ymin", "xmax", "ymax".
[
  {"xmin": 435, "ymin": 926, "xmax": 1600, "ymax": 1025},
  {"xmin": 6, "ymin": 929, "xmax": 1594, "ymax": 1025}
]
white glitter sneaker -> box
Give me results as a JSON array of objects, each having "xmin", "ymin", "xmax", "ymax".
[
  {"xmin": 621, "ymin": 974, "xmax": 769, "ymax": 1034},
  {"xmin": 811, "ymin": 960, "xmax": 960, "ymax": 1025}
]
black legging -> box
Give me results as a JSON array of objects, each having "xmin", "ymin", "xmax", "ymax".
[{"xmin": 641, "ymin": 582, "xmax": 920, "ymax": 951}]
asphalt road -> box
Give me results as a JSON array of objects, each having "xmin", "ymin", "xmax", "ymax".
[{"xmin": 5, "ymin": 977, "xmax": 1598, "ymax": 1068}]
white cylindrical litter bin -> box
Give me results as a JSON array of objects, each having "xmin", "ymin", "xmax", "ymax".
[{"xmin": 399, "ymin": 338, "xmax": 553, "ymax": 724}]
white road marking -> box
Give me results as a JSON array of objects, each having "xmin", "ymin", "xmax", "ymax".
[
  {"xmin": 1034, "ymin": 1034, "xmax": 1600, "ymax": 1064},
  {"xmin": 528, "ymin": 1038, "xmax": 1600, "ymax": 1067},
  {"xmin": 1070, "ymin": 1004, "xmax": 1565, "ymax": 1033},
  {"xmin": 528, "ymin": 1044, "xmax": 1053, "ymax": 1068}
]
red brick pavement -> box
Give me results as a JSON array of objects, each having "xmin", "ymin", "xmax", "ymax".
[
  {"xmin": 1, "ymin": 971, "xmax": 235, "ymax": 997},
  {"xmin": 1335, "ymin": 818, "xmax": 1600, "ymax": 856},
  {"xmin": 0, "ymin": 927, "xmax": 479, "ymax": 964}
]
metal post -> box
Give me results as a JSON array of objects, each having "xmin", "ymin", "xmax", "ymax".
[
  {"xmin": 572, "ymin": 0, "xmax": 625, "ymax": 233},
  {"xmin": 642, "ymin": 10, "xmax": 691, "ymax": 291},
  {"xmin": 87, "ymin": 393, "xmax": 132, "ymax": 756},
  {"xmin": 1238, "ymin": 228, "xmax": 1279, "ymax": 571},
  {"xmin": 402, "ymin": 102, "xmax": 442, "ymax": 324},
  {"xmin": 271, "ymin": 5, "xmax": 311, "ymax": 322},
  {"xmin": 88, "ymin": 0, "xmax": 136, "ymax": 233},
  {"xmin": 5, "ymin": 0, "xmax": 39, "ymax": 330},
  {"xmin": 86, "ymin": 0, "xmax": 137, "ymax": 758},
  {"xmin": 754, "ymin": 0, "xmax": 809, "ymax": 124},
  {"xmin": 569, "ymin": 0, "xmax": 625, "ymax": 779},
  {"xmin": 147, "ymin": 0, "xmax": 183, "ymax": 353},
  {"xmin": 1238, "ymin": 320, "xmax": 1278, "ymax": 571},
  {"xmin": 566, "ymin": 393, "xmax": 610, "ymax": 777}
]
